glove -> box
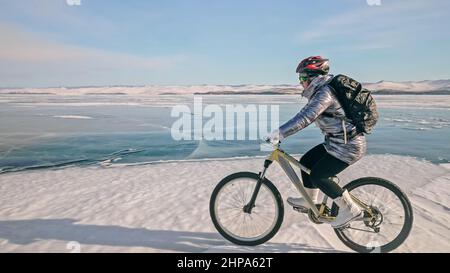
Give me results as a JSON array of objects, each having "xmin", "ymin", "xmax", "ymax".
[{"xmin": 265, "ymin": 129, "xmax": 283, "ymax": 145}]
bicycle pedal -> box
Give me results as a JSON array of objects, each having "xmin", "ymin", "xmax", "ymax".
[{"xmin": 292, "ymin": 206, "xmax": 309, "ymax": 213}]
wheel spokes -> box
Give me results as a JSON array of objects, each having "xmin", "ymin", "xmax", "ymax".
[
  {"xmin": 339, "ymin": 184, "xmax": 409, "ymax": 250},
  {"xmin": 215, "ymin": 178, "xmax": 278, "ymax": 241}
]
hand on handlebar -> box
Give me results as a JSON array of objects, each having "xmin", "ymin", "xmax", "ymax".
[{"xmin": 264, "ymin": 129, "xmax": 283, "ymax": 145}]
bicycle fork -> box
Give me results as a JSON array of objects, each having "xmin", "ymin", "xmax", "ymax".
[{"xmin": 243, "ymin": 159, "xmax": 272, "ymax": 214}]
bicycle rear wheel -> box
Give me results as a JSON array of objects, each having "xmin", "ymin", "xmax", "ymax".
[
  {"xmin": 210, "ymin": 172, "xmax": 284, "ymax": 246},
  {"xmin": 331, "ymin": 177, "xmax": 414, "ymax": 253}
]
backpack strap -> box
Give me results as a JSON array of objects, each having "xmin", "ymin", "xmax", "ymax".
[{"xmin": 321, "ymin": 111, "xmax": 362, "ymax": 143}]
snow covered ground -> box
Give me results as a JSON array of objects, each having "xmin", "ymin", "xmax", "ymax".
[{"xmin": 0, "ymin": 154, "xmax": 448, "ymax": 253}]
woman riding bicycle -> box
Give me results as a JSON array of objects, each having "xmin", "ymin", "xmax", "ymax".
[{"xmin": 267, "ymin": 56, "xmax": 366, "ymax": 229}]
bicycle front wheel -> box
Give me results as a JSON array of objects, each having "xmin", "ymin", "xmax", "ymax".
[
  {"xmin": 210, "ymin": 172, "xmax": 284, "ymax": 246},
  {"xmin": 332, "ymin": 177, "xmax": 414, "ymax": 253}
]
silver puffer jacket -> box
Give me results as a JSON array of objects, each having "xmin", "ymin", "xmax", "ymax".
[{"xmin": 279, "ymin": 75, "xmax": 366, "ymax": 165}]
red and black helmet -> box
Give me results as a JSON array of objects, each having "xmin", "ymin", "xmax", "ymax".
[{"xmin": 296, "ymin": 56, "xmax": 330, "ymax": 76}]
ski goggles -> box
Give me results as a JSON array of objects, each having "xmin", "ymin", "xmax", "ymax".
[{"xmin": 298, "ymin": 74, "xmax": 310, "ymax": 83}]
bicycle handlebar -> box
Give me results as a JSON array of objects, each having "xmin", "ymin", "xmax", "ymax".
[{"xmin": 261, "ymin": 137, "xmax": 281, "ymax": 149}]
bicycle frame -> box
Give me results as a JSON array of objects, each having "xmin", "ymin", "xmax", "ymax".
[
  {"xmin": 268, "ymin": 146, "xmax": 324, "ymax": 217},
  {"xmin": 244, "ymin": 144, "xmax": 373, "ymax": 222}
]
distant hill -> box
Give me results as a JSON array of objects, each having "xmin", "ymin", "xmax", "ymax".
[
  {"xmin": 364, "ymin": 80, "xmax": 450, "ymax": 94},
  {"xmin": 1, "ymin": 80, "xmax": 449, "ymax": 95}
]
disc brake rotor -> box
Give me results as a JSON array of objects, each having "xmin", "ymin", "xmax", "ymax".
[{"xmin": 363, "ymin": 206, "xmax": 383, "ymax": 232}]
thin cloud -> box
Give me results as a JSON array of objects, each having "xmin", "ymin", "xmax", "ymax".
[
  {"xmin": 0, "ymin": 0, "xmax": 118, "ymax": 38},
  {"xmin": 0, "ymin": 23, "xmax": 187, "ymax": 86},
  {"xmin": 296, "ymin": 0, "xmax": 449, "ymax": 51}
]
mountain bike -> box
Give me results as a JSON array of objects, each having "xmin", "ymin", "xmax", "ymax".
[{"xmin": 209, "ymin": 141, "xmax": 413, "ymax": 253}]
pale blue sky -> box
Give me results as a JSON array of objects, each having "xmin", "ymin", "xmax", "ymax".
[{"xmin": 0, "ymin": 0, "xmax": 449, "ymax": 87}]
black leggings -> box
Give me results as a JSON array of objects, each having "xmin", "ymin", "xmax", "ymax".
[{"xmin": 299, "ymin": 144, "xmax": 348, "ymax": 199}]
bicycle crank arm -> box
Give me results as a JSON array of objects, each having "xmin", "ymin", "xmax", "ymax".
[{"xmin": 317, "ymin": 215, "xmax": 336, "ymax": 223}]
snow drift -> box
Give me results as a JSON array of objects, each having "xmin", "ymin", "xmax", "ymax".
[{"xmin": 0, "ymin": 154, "xmax": 448, "ymax": 253}]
